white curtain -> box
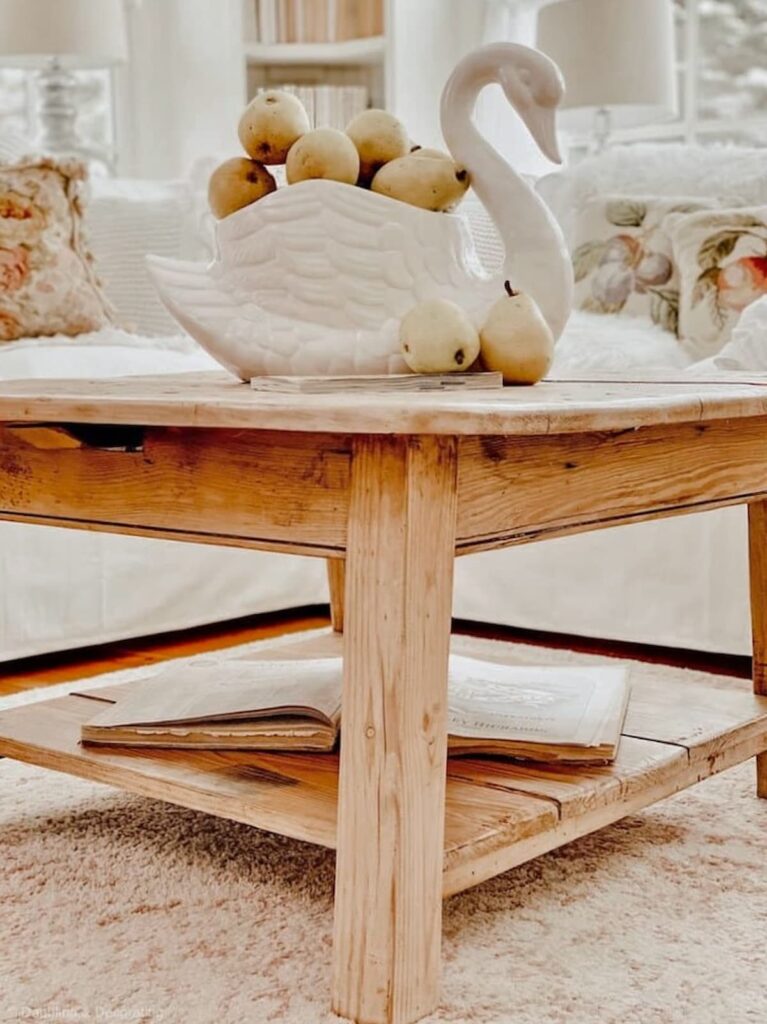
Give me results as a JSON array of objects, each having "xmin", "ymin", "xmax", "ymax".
[
  {"xmin": 116, "ymin": 0, "xmax": 246, "ymax": 179},
  {"xmin": 476, "ymin": 0, "xmax": 561, "ymax": 177}
]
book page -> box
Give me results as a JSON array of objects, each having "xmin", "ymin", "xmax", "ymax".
[
  {"xmin": 447, "ymin": 656, "xmax": 628, "ymax": 747},
  {"xmin": 87, "ymin": 658, "xmax": 344, "ymax": 730}
]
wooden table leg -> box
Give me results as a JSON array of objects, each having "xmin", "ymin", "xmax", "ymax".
[
  {"xmin": 748, "ymin": 501, "xmax": 767, "ymax": 798},
  {"xmin": 327, "ymin": 559, "xmax": 345, "ymax": 633},
  {"xmin": 332, "ymin": 435, "xmax": 458, "ymax": 1024}
]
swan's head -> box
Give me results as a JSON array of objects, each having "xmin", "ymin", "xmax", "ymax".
[{"xmin": 497, "ymin": 47, "xmax": 565, "ymax": 164}]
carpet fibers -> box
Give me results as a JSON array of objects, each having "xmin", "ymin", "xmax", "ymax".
[{"xmin": 1, "ymin": 633, "xmax": 765, "ymax": 1024}]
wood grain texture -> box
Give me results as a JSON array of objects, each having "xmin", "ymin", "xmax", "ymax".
[
  {"xmin": 748, "ymin": 500, "xmax": 767, "ymax": 797},
  {"xmin": 1, "ymin": 628, "xmax": 766, "ymax": 902},
  {"xmin": 455, "ymin": 419, "xmax": 767, "ymax": 551},
  {"xmin": 749, "ymin": 501, "xmax": 767, "ymax": 695},
  {"xmin": 442, "ymin": 726, "xmax": 767, "ymax": 897},
  {"xmin": 446, "ymin": 735, "xmax": 687, "ymax": 821},
  {"xmin": 453, "ymin": 494, "xmax": 762, "ymax": 557},
  {"xmin": 0, "ymin": 695, "xmax": 341, "ymax": 845},
  {"xmin": 4, "ymin": 425, "xmax": 83, "ymax": 449},
  {"xmin": 758, "ymin": 750, "xmax": 767, "ymax": 800},
  {"xmin": 2, "ymin": 372, "xmax": 767, "ymax": 436},
  {"xmin": 326, "ymin": 559, "xmax": 345, "ymax": 632},
  {"xmin": 0, "ymin": 425, "xmax": 351, "ymax": 555},
  {"xmin": 332, "ymin": 437, "xmax": 458, "ymax": 1024},
  {"xmin": 0, "ymin": 687, "xmax": 558, "ymax": 863}
]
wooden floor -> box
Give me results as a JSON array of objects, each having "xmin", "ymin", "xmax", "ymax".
[
  {"xmin": 0, "ymin": 606, "xmax": 752, "ymax": 698},
  {"xmin": 0, "ymin": 607, "xmax": 331, "ymax": 695}
]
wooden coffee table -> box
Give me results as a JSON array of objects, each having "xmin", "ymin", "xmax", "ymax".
[{"xmin": 1, "ymin": 371, "xmax": 767, "ymax": 1024}]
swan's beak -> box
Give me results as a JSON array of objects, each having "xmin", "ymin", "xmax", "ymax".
[{"xmin": 523, "ymin": 105, "xmax": 563, "ymax": 165}]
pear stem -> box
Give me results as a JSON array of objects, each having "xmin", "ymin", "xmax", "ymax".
[{"xmin": 504, "ymin": 280, "xmax": 518, "ymax": 298}]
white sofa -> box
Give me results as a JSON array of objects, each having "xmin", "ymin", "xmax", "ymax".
[{"xmin": 1, "ymin": 143, "xmax": 764, "ymax": 662}]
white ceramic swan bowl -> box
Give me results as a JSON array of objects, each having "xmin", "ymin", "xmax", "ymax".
[{"xmin": 147, "ymin": 43, "xmax": 574, "ymax": 380}]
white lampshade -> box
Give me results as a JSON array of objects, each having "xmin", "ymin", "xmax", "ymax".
[
  {"xmin": 536, "ymin": 0, "xmax": 677, "ymax": 133},
  {"xmin": 0, "ymin": 0, "xmax": 128, "ymax": 68}
]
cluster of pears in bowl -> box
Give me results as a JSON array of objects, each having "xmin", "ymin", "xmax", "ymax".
[
  {"xmin": 208, "ymin": 89, "xmax": 471, "ymax": 218},
  {"xmin": 207, "ymin": 90, "xmax": 554, "ymax": 385}
]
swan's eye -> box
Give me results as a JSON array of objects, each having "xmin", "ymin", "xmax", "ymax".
[{"xmin": 518, "ymin": 69, "xmax": 533, "ymax": 89}]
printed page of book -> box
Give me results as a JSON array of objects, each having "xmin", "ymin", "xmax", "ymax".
[
  {"xmin": 447, "ymin": 656, "xmax": 629, "ymax": 747},
  {"xmin": 86, "ymin": 658, "xmax": 344, "ymax": 730}
]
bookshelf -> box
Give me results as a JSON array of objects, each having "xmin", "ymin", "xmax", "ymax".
[{"xmin": 240, "ymin": 0, "xmax": 473, "ymax": 147}]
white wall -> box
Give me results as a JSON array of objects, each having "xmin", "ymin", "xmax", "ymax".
[
  {"xmin": 386, "ymin": 0, "xmax": 558, "ymax": 176},
  {"xmin": 475, "ymin": 0, "xmax": 560, "ymax": 177},
  {"xmin": 386, "ymin": 0, "xmax": 484, "ymax": 149},
  {"xmin": 116, "ymin": 0, "xmax": 247, "ymax": 178}
]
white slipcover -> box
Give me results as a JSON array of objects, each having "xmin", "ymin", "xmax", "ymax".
[{"xmin": 1, "ymin": 142, "xmax": 763, "ymax": 661}]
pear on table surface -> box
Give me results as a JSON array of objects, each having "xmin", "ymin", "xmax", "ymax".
[
  {"xmin": 208, "ymin": 157, "xmax": 276, "ymax": 219},
  {"xmin": 286, "ymin": 128, "xmax": 360, "ymax": 185},
  {"xmin": 345, "ymin": 108, "xmax": 410, "ymax": 185},
  {"xmin": 371, "ymin": 153, "xmax": 470, "ymax": 212},
  {"xmin": 238, "ymin": 90, "xmax": 310, "ymax": 164},
  {"xmin": 400, "ymin": 298, "xmax": 480, "ymax": 373},
  {"xmin": 479, "ymin": 280, "xmax": 554, "ymax": 385}
]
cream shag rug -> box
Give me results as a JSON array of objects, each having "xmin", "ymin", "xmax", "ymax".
[{"xmin": 1, "ymin": 632, "xmax": 766, "ymax": 1024}]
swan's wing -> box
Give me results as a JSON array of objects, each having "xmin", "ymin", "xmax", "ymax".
[
  {"xmin": 147, "ymin": 255, "xmax": 407, "ymax": 379},
  {"xmin": 212, "ymin": 180, "xmax": 489, "ymax": 330}
]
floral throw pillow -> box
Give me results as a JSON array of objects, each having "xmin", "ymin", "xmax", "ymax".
[
  {"xmin": 668, "ymin": 206, "xmax": 767, "ymax": 358},
  {"xmin": 571, "ymin": 195, "xmax": 716, "ymax": 334},
  {"xmin": 0, "ymin": 156, "xmax": 115, "ymax": 342}
]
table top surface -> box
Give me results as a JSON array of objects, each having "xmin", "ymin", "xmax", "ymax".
[{"xmin": 1, "ymin": 371, "xmax": 767, "ymax": 436}]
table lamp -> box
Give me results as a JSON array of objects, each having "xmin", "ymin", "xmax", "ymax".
[
  {"xmin": 0, "ymin": 0, "xmax": 128, "ymax": 166},
  {"xmin": 536, "ymin": 0, "xmax": 677, "ymax": 150}
]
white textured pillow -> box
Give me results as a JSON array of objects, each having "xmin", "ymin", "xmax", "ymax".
[
  {"xmin": 539, "ymin": 143, "xmax": 767, "ymax": 248},
  {"xmin": 86, "ymin": 179, "xmax": 207, "ymax": 337}
]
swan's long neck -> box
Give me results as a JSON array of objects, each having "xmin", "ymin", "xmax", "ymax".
[{"xmin": 441, "ymin": 44, "xmax": 573, "ymax": 340}]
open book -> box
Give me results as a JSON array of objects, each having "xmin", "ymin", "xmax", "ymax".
[{"xmin": 80, "ymin": 655, "xmax": 630, "ymax": 763}]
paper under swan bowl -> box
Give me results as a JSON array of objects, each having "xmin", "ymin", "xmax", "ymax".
[{"xmin": 146, "ymin": 43, "xmax": 574, "ymax": 381}]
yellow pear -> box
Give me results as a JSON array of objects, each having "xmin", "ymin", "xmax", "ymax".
[
  {"xmin": 400, "ymin": 298, "xmax": 480, "ymax": 373},
  {"xmin": 286, "ymin": 128, "xmax": 360, "ymax": 185},
  {"xmin": 345, "ymin": 108, "xmax": 409, "ymax": 185},
  {"xmin": 207, "ymin": 158, "xmax": 276, "ymax": 219},
  {"xmin": 238, "ymin": 90, "xmax": 310, "ymax": 164},
  {"xmin": 409, "ymin": 146, "xmax": 452, "ymax": 160},
  {"xmin": 479, "ymin": 281, "xmax": 554, "ymax": 385},
  {"xmin": 371, "ymin": 153, "xmax": 469, "ymax": 212}
]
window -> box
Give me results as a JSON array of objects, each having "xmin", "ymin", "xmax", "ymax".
[{"xmin": 618, "ymin": 0, "xmax": 767, "ymax": 144}]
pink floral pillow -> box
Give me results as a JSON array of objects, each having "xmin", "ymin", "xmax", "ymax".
[
  {"xmin": 571, "ymin": 195, "xmax": 716, "ymax": 334},
  {"xmin": 0, "ymin": 156, "xmax": 115, "ymax": 342},
  {"xmin": 668, "ymin": 206, "xmax": 767, "ymax": 359}
]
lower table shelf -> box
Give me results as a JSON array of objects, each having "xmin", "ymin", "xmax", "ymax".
[{"xmin": 1, "ymin": 630, "xmax": 766, "ymax": 897}]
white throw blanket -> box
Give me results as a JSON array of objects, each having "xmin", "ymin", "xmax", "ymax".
[{"xmin": 688, "ymin": 297, "xmax": 767, "ymax": 375}]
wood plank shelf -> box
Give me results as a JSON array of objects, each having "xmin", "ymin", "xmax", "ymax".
[
  {"xmin": 1, "ymin": 631, "xmax": 766, "ymax": 899},
  {"xmin": 243, "ymin": 36, "xmax": 385, "ymax": 66}
]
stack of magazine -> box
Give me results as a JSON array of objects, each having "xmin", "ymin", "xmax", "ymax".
[{"xmin": 80, "ymin": 655, "xmax": 631, "ymax": 765}]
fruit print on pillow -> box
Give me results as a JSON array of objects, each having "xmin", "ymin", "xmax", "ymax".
[
  {"xmin": 669, "ymin": 206, "xmax": 767, "ymax": 359},
  {"xmin": 570, "ymin": 195, "xmax": 714, "ymax": 334},
  {"xmin": 691, "ymin": 216, "xmax": 767, "ymax": 320}
]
